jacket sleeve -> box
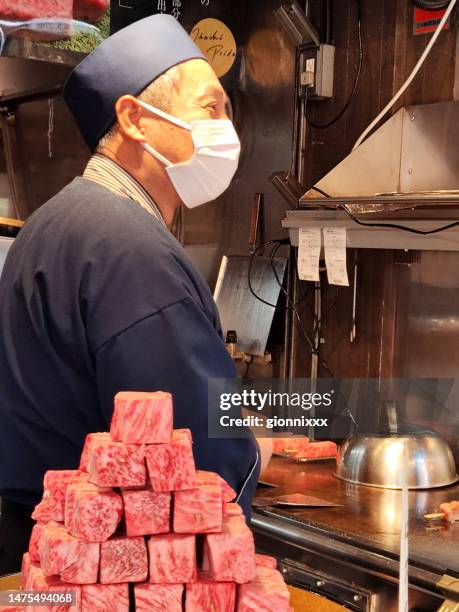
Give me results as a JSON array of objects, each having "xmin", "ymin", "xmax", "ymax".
[{"xmin": 94, "ymin": 297, "xmax": 259, "ymax": 519}]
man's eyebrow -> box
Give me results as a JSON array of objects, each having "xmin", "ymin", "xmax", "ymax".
[{"xmin": 197, "ymin": 86, "xmax": 227, "ymax": 102}]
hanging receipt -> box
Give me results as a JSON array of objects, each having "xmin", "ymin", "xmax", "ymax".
[
  {"xmin": 298, "ymin": 227, "xmax": 321, "ymax": 281},
  {"xmin": 323, "ymin": 227, "xmax": 349, "ymax": 286}
]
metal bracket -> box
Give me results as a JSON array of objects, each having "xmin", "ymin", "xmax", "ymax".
[{"xmin": 437, "ymin": 575, "xmax": 459, "ymax": 603}]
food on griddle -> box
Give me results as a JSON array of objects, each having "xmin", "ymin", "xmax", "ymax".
[
  {"xmin": 440, "ymin": 501, "xmax": 459, "ymax": 522},
  {"xmin": 294, "ymin": 440, "xmax": 338, "ymax": 461},
  {"xmin": 272, "ymin": 436, "xmax": 310, "ymax": 456}
]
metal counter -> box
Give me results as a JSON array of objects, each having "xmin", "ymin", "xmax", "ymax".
[{"xmin": 252, "ymin": 457, "xmax": 459, "ymax": 610}]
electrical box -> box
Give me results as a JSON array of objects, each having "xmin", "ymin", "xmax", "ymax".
[{"xmin": 302, "ymin": 44, "xmax": 335, "ymax": 100}]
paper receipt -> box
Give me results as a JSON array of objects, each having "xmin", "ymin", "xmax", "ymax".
[
  {"xmin": 323, "ymin": 227, "xmax": 349, "ymax": 286},
  {"xmin": 298, "ymin": 227, "xmax": 321, "ymax": 281}
]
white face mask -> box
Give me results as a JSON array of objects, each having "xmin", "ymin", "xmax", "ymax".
[{"xmin": 137, "ymin": 100, "xmax": 241, "ymax": 209}]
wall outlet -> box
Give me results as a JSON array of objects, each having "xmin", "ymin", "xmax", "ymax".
[{"xmin": 302, "ymin": 43, "xmax": 335, "ymax": 100}]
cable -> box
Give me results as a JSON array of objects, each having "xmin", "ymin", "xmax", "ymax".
[
  {"xmin": 353, "ymin": 0, "xmax": 457, "ymax": 149},
  {"xmin": 267, "ymin": 242, "xmax": 336, "ymax": 376},
  {"xmin": 309, "ymin": 186, "xmax": 459, "ymax": 235},
  {"xmin": 307, "ymin": 0, "xmax": 363, "ymax": 130}
]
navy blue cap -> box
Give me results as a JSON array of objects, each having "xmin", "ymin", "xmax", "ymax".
[{"xmin": 63, "ymin": 14, "xmax": 206, "ymax": 150}]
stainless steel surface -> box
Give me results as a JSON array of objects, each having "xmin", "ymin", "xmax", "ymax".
[
  {"xmin": 275, "ymin": 0, "xmax": 320, "ymax": 47},
  {"xmin": 301, "ymin": 101, "xmax": 459, "ymax": 201},
  {"xmin": 336, "ymin": 433, "xmax": 458, "ymax": 489},
  {"xmin": 282, "ymin": 209, "xmax": 459, "ymax": 251},
  {"xmin": 214, "ymin": 255, "xmax": 287, "ymax": 356},
  {"xmin": 280, "ymin": 559, "xmax": 376, "ymax": 611}
]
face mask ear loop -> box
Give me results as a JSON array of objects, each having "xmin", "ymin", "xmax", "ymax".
[
  {"xmin": 136, "ymin": 99, "xmax": 192, "ymax": 131},
  {"xmin": 142, "ymin": 142, "xmax": 173, "ymax": 168}
]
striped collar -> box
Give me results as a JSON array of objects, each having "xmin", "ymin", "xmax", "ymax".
[{"xmin": 83, "ymin": 153, "xmax": 166, "ymax": 227}]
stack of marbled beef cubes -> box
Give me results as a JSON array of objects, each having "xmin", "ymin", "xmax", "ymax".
[{"xmin": 15, "ymin": 391, "xmax": 292, "ymax": 611}]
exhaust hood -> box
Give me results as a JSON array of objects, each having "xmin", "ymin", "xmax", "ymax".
[{"xmin": 282, "ymin": 101, "xmax": 459, "ymax": 251}]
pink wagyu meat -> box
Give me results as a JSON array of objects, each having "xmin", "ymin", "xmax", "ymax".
[
  {"xmin": 65, "ymin": 484, "xmax": 122, "ymax": 543},
  {"xmin": 145, "ymin": 429, "xmax": 197, "ymax": 492},
  {"xmin": 38, "ymin": 521, "xmax": 99, "ymax": 584},
  {"xmin": 440, "ymin": 501, "xmax": 459, "ymax": 522},
  {"xmin": 28, "ymin": 523, "xmax": 44, "ymax": 563},
  {"xmin": 79, "ymin": 433, "xmax": 111, "ymax": 472},
  {"xmin": 32, "ymin": 470, "xmax": 80, "ymax": 524},
  {"xmin": 204, "ymin": 513, "xmax": 256, "ymax": 584},
  {"xmin": 88, "ymin": 438, "xmax": 146, "ymax": 487},
  {"xmin": 294, "ymin": 440, "xmax": 337, "ymax": 460},
  {"xmin": 255, "ymin": 554, "xmax": 277, "ymax": 569},
  {"xmin": 148, "ymin": 533, "xmax": 196, "ymax": 584},
  {"xmin": 0, "ymin": 0, "xmax": 73, "ymax": 21},
  {"xmin": 223, "ymin": 503, "xmax": 244, "ymax": 517},
  {"xmin": 111, "ymin": 391, "xmax": 173, "ymax": 445},
  {"xmin": 237, "ymin": 566, "xmax": 291, "ymax": 611},
  {"xmin": 122, "ymin": 488, "xmax": 170, "ymax": 537},
  {"xmin": 134, "ymin": 583, "xmax": 184, "ymax": 612},
  {"xmin": 185, "ymin": 573, "xmax": 236, "ymax": 612},
  {"xmin": 74, "ymin": 0, "xmax": 109, "ymax": 23},
  {"xmin": 20, "ymin": 553, "xmax": 32, "ymax": 589},
  {"xmin": 173, "ymin": 470, "xmax": 223, "ymax": 534},
  {"xmin": 273, "ymin": 436, "xmax": 309, "ymax": 456},
  {"xmin": 81, "ymin": 583, "xmax": 129, "ymax": 612},
  {"xmin": 26, "ymin": 563, "xmax": 81, "ymax": 612},
  {"xmin": 100, "ymin": 536, "xmax": 148, "ymax": 584}
]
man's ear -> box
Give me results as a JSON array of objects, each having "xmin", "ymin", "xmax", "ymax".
[{"xmin": 115, "ymin": 95, "xmax": 147, "ymax": 142}]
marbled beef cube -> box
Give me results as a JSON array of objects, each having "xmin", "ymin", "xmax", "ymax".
[
  {"xmin": 66, "ymin": 485, "xmax": 122, "ymax": 543},
  {"xmin": 74, "ymin": 0, "xmax": 109, "ymax": 24},
  {"xmin": 20, "ymin": 553, "xmax": 32, "ymax": 589},
  {"xmin": 32, "ymin": 470, "xmax": 80, "ymax": 524},
  {"xmin": 43, "ymin": 470, "xmax": 81, "ymax": 521},
  {"xmin": 64, "ymin": 479, "xmax": 95, "ymax": 533},
  {"xmin": 28, "ymin": 523, "xmax": 44, "ymax": 562},
  {"xmin": 100, "ymin": 536, "xmax": 148, "ymax": 584},
  {"xmin": 0, "ymin": 0, "xmax": 73, "ymax": 21},
  {"xmin": 192, "ymin": 470, "xmax": 236, "ymax": 502},
  {"xmin": 39, "ymin": 521, "xmax": 99, "ymax": 584},
  {"xmin": 122, "ymin": 488, "xmax": 170, "ymax": 536},
  {"xmin": 237, "ymin": 567, "xmax": 291, "ymax": 611},
  {"xmin": 223, "ymin": 503, "xmax": 244, "ymax": 517},
  {"xmin": 111, "ymin": 391, "xmax": 173, "ymax": 444},
  {"xmin": 145, "ymin": 429, "xmax": 196, "ymax": 492},
  {"xmin": 79, "ymin": 433, "xmax": 112, "ymax": 472},
  {"xmin": 28, "ymin": 566, "xmax": 81, "ymax": 612},
  {"xmin": 88, "ymin": 439, "xmax": 146, "ymax": 487},
  {"xmin": 31, "ymin": 495, "xmax": 58, "ymax": 524},
  {"xmin": 204, "ymin": 514, "xmax": 256, "ymax": 583},
  {"xmin": 39, "ymin": 521, "xmax": 80, "ymax": 577},
  {"xmin": 186, "ymin": 573, "xmax": 236, "ymax": 611},
  {"xmin": 148, "ymin": 533, "xmax": 196, "ymax": 584},
  {"xmin": 134, "ymin": 583, "xmax": 184, "ymax": 612},
  {"xmin": 81, "ymin": 583, "xmax": 129, "ymax": 611},
  {"xmin": 255, "ymin": 554, "xmax": 277, "ymax": 569},
  {"xmin": 173, "ymin": 471, "xmax": 222, "ymax": 534}
]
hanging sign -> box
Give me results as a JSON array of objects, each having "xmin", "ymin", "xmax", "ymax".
[
  {"xmin": 190, "ymin": 18, "xmax": 237, "ymax": 77},
  {"xmin": 413, "ymin": 7, "xmax": 449, "ymax": 35}
]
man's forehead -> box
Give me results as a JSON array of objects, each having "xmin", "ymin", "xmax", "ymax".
[{"xmin": 179, "ymin": 59, "xmax": 224, "ymax": 95}]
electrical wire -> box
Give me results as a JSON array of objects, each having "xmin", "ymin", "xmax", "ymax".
[
  {"xmin": 248, "ymin": 239, "xmax": 335, "ymax": 376},
  {"xmin": 309, "ymin": 186, "xmax": 459, "ymax": 235},
  {"xmin": 353, "ymin": 0, "xmax": 457, "ymax": 149},
  {"xmin": 307, "ymin": 0, "xmax": 363, "ymax": 130}
]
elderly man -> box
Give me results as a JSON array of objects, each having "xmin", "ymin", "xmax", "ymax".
[{"xmin": 0, "ymin": 15, "xmax": 259, "ymax": 574}]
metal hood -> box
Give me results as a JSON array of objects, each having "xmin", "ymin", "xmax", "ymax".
[{"xmin": 301, "ymin": 100, "xmax": 459, "ymax": 204}]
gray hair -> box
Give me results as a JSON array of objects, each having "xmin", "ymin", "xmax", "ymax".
[{"xmin": 97, "ymin": 65, "xmax": 180, "ymax": 149}]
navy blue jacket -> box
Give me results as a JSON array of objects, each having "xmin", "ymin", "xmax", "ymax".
[{"xmin": 0, "ymin": 178, "xmax": 259, "ymax": 518}]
